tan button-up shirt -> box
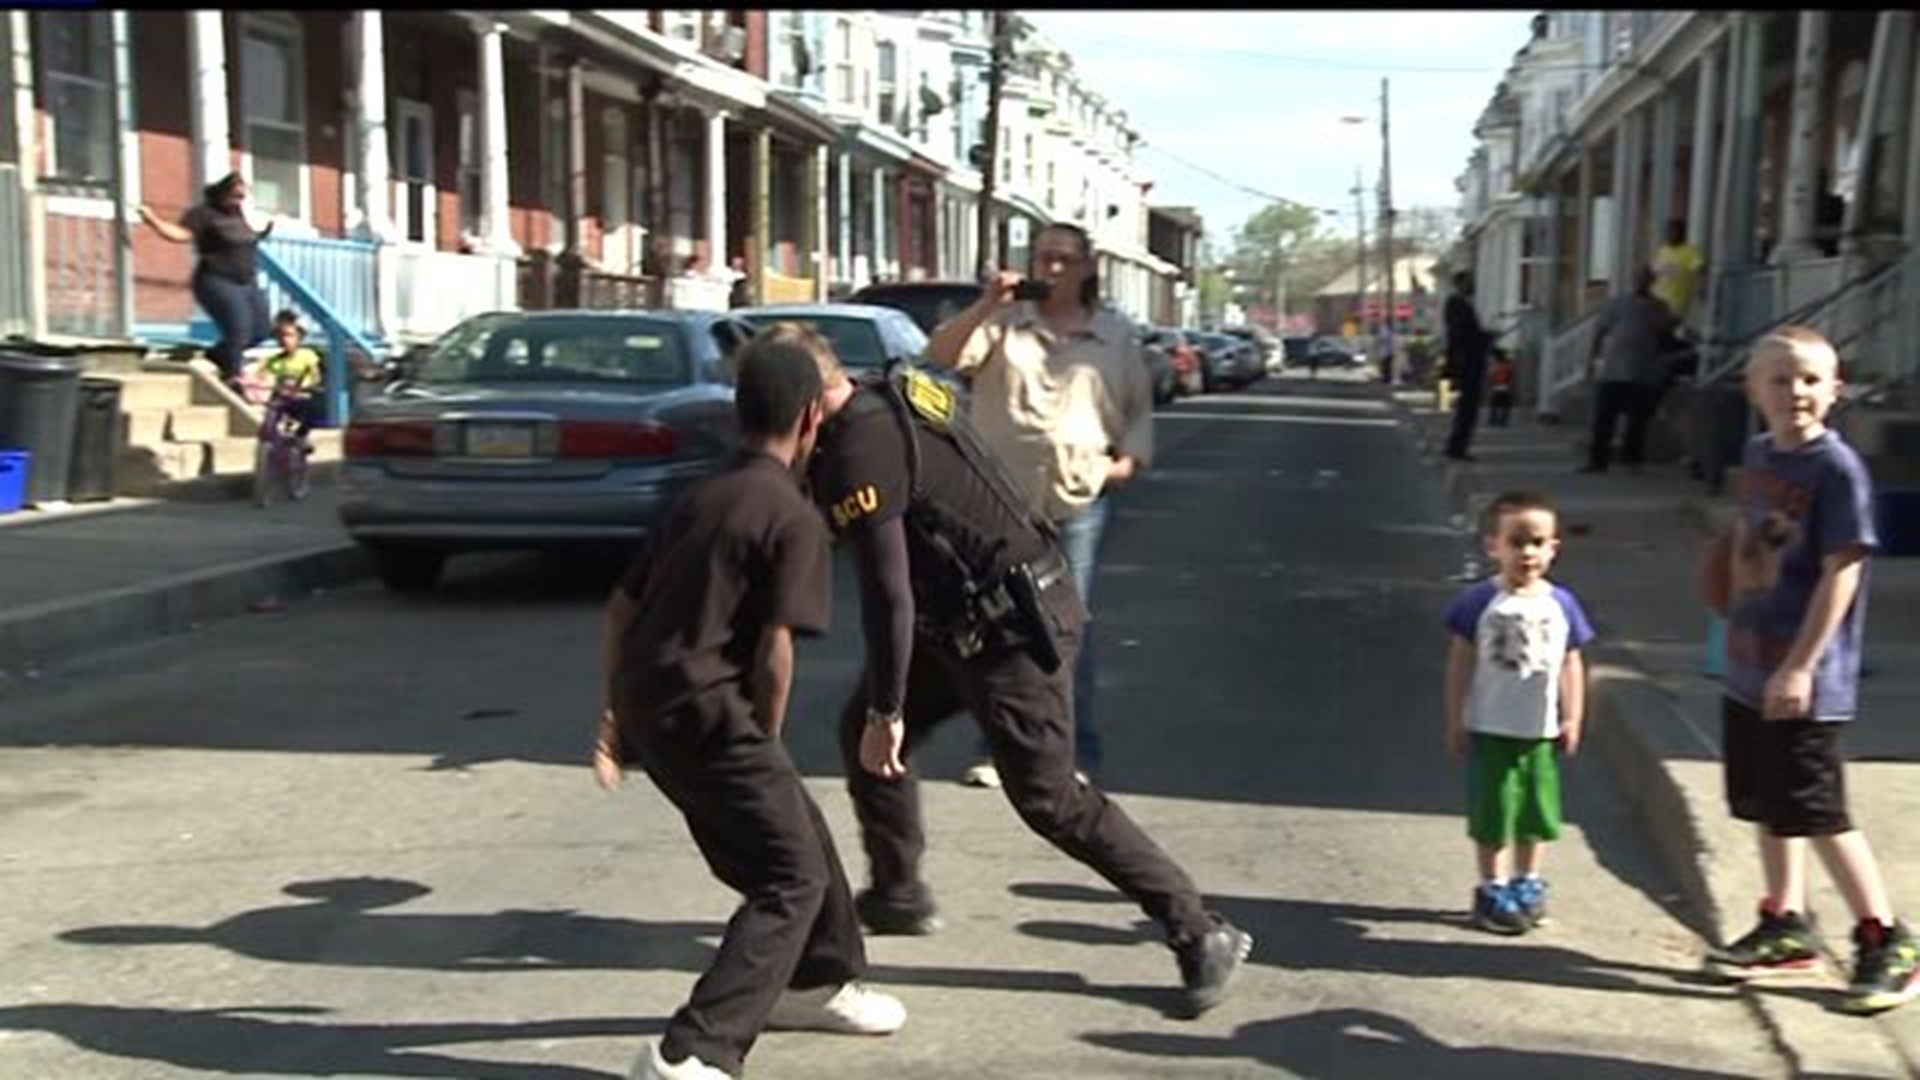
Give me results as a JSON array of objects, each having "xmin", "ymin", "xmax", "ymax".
[{"xmin": 953, "ymin": 302, "xmax": 1153, "ymax": 524}]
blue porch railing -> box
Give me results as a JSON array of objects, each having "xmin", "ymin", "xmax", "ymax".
[{"xmin": 254, "ymin": 237, "xmax": 386, "ymax": 426}]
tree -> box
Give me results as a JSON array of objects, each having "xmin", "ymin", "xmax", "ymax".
[
  {"xmin": 1396, "ymin": 205, "xmax": 1462, "ymax": 263},
  {"xmin": 1226, "ymin": 203, "xmax": 1362, "ymax": 318}
]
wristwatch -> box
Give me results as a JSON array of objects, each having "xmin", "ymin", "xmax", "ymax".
[{"xmin": 866, "ymin": 706, "xmax": 904, "ymax": 727}]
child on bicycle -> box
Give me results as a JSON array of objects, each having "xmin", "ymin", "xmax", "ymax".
[{"xmin": 241, "ymin": 309, "xmax": 325, "ymax": 443}]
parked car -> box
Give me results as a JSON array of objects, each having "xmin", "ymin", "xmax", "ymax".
[
  {"xmin": 1136, "ymin": 327, "xmax": 1178, "ymax": 404},
  {"xmin": 1196, "ymin": 331, "xmax": 1262, "ymax": 391},
  {"xmin": 1222, "ymin": 326, "xmax": 1279, "ymax": 374},
  {"xmin": 847, "ymin": 280, "xmax": 985, "ymax": 335},
  {"xmin": 1281, "ymin": 335, "xmax": 1315, "ymax": 370},
  {"xmin": 337, "ymin": 309, "xmax": 755, "ymax": 592},
  {"xmin": 734, "ymin": 302, "xmax": 931, "ymax": 371},
  {"xmin": 1144, "ymin": 327, "xmax": 1203, "ymax": 397}
]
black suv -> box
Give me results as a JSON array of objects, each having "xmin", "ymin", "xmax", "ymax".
[{"xmin": 847, "ymin": 281, "xmax": 985, "ymax": 335}]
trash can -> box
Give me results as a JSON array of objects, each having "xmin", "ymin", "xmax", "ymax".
[
  {"xmin": 1693, "ymin": 383, "xmax": 1751, "ymax": 495},
  {"xmin": 68, "ymin": 376, "xmax": 122, "ymax": 503},
  {"xmin": 0, "ymin": 350, "xmax": 85, "ymax": 504}
]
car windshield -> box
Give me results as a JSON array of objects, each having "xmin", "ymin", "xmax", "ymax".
[
  {"xmin": 414, "ymin": 315, "xmax": 691, "ymax": 386},
  {"xmin": 738, "ymin": 314, "xmax": 891, "ymax": 369},
  {"xmin": 851, "ymin": 286, "xmax": 981, "ymax": 334}
]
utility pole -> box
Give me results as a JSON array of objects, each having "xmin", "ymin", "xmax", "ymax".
[
  {"xmin": 976, "ymin": 10, "xmax": 1009, "ymax": 279},
  {"xmin": 1352, "ymin": 165, "xmax": 1367, "ymax": 333},
  {"xmin": 1380, "ymin": 77, "xmax": 1395, "ymax": 356}
]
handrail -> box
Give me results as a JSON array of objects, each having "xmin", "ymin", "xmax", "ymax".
[
  {"xmin": 1695, "ymin": 255, "xmax": 1909, "ymax": 388},
  {"xmin": 256, "ymin": 245, "xmax": 386, "ymax": 426}
]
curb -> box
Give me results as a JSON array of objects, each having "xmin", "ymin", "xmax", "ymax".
[
  {"xmin": 0, "ymin": 540, "xmax": 369, "ymax": 684},
  {"xmin": 1388, "ymin": 394, "xmax": 1920, "ymax": 1077}
]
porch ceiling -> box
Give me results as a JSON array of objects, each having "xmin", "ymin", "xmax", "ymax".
[{"xmin": 1568, "ymin": 12, "xmax": 1728, "ymax": 142}]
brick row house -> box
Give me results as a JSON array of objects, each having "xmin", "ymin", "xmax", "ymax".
[{"xmin": 1, "ymin": 9, "xmax": 1193, "ymax": 356}]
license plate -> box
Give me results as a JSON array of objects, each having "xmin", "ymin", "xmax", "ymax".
[{"xmin": 464, "ymin": 422, "xmax": 535, "ymax": 458}]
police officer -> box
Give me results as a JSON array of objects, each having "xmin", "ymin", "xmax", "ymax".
[
  {"xmin": 595, "ymin": 331, "xmax": 905, "ymax": 1080},
  {"xmin": 796, "ymin": 323, "xmax": 1253, "ymax": 1019}
]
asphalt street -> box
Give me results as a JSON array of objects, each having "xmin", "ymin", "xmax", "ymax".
[{"xmin": 0, "ymin": 370, "xmax": 1791, "ymax": 1078}]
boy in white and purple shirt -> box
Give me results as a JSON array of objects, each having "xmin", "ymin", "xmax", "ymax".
[{"xmin": 1444, "ymin": 491, "xmax": 1593, "ymax": 936}]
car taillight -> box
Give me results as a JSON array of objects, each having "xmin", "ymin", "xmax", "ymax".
[
  {"xmin": 559, "ymin": 420, "xmax": 678, "ymax": 459},
  {"xmin": 344, "ymin": 420, "xmax": 436, "ymax": 458}
]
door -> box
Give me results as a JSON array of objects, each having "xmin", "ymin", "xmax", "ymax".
[{"xmin": 395, "ymin": 98, "xmax": 435, "ymax": 247}]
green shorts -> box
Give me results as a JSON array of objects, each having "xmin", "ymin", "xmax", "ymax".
[{"xmin": 1466, "ymin": 733, "xmax": 1563, "ymax": 846}]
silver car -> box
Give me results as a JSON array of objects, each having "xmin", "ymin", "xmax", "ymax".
[
  {"xmin": 337, "ymin": 309, "xmax": 755, "ymax": 592},
  {"xmin": 732, "ymin": 302, "xmax": 931, "ymax": 373}
]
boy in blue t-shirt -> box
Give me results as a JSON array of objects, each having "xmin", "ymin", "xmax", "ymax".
[
  {"xmin": 1704, "ymin": 325, "xmax": 1919, "ymax": 1013},
  {"xmin": 1444, "ymin": 491, "xmax": 1594, "ymax": 935}
]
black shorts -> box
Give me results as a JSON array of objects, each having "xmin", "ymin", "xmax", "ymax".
[{"xmin": 1722, "ymin": 697, "xmax": 1852, "ymax": 836}]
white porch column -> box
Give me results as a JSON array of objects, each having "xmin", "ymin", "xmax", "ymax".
[
  {"xmin": 1774, "ymin": 11, "xmax": 1831, "ymax": 264},
  {"xmin": 352, "ymin": 11, "xmax": 393, "ymax": 241},
  {"xmin": 476, "ymin": 20, "xmax": 517, "ymax": 256},
  {"xmin": 1649, "ymin": 96, "xmax": 1677, "ymax": 249},
  {"xmin": 9, "ymin": 11, "xmax": 45, "ymax": 338},
  {"xmin": 814, "ymin": 144, "xmax": 830, "ymax": 299},
  {"xmin": 872, "ymin": 166, "xmax": 889, "ymax": 279},
  {"xmin": 188, "ymin": 12, "xmax": 230, "ymax": 193},
  {"xmin": 705, "ymin": 109, "xmax": 727, "ymax": 275},
  {"xmin": 1688, "ymin": 47, "xmax": 1719, "ymax": 248},
  {"xmin": 1609, "ymin": 122, "xmax": 1631, "ymax": 288},
  {"xmin": 835, "ymin": 150, "xmax": 852, "ymax": 288},
  {"xmin": 1907, "ymin": 23, "xmax": 1920, "ymax": 251}
]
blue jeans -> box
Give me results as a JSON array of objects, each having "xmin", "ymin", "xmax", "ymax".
[
  {"xmin": 192, "ymin": 268, "xmax": 271, "ymax": 380},
  {"xmin": 980, "ymin": 495, "xmax": 1108, "ymax": 773}
]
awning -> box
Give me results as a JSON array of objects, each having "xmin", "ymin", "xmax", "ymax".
[{"xmin": 760, "ymin": 89, "xmax": 841, "ymax": 146}]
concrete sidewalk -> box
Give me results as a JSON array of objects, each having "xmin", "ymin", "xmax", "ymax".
[
  {"xmin": 1396, "ymin": 387, "xmax": 1920, "ymax": 1077},
  {"xmin": 0, "ymin": 487, "xmax": 365, "ymax": 684}
]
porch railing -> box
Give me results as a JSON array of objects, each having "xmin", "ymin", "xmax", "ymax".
[
  {"xmin": 255, "ymin": 244, "xmax": 387, "ymax": 426},
  {"xmin": 258, "ymin": 234, "xmax": 381, "ymax": 345},
  {"xmin": 1534, "ymin": 306, "xmax": 1608, "ymax": 415},
  {"xmin": 1697, "ymin": 252, "xmax": 1913, "ymax": 389},
  {"xmin": 393, "ymin": 247, "xmax": 518, "ymax": 338},
  {"xmin": 39, "ymin": 177, "xmax": 119, "ymax": 339}
]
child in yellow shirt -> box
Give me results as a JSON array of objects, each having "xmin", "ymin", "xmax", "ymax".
[{"xmin": 241, "ymin": 309, "xmax": 325, "ymax": 440}]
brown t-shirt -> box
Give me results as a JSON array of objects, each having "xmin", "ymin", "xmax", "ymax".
[{"xmin": 616, "ymin": 451, "xmax": 831, "ymax": 719}]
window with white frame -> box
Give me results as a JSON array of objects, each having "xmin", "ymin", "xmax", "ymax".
[
  {"xmin": 457, "ymin": 91, "xmax": 482, "ymax": 239},
  {"xmin": 777, "ymin": 13, "xmax": 808, "ymax": 91},
  {"xmin": 662, "ymin": 10, "xmax": 701, "ymax": 45},
  {"xmin": 1023, "ymin": 133, "xmax": 1034, "ymax": 188},
  {"xmin": 831, "ymin": 16, "xmax": 855, "ymax": 106},
  {"xmin": 38, "ymin": 12, "xmax": 113, "ymax": 183},
  {"xmin": 241, "ymin": 16, "xmax": 306, "ymax": 219},
  {"xmin": 876, "ymin": 41, "xmax": 897, "ymax": 128}
]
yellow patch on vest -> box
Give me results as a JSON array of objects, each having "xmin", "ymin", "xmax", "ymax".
[
  {"xmin": 901, "ymin": 369, "xmax": 955, "ymax": 427},
  {"xmin": 830, "ymin": 484, "xmax": 882, "ymax": 529}
]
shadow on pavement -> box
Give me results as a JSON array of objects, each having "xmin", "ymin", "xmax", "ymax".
[
  {"xmin": 0, "ymin": 1002, "xmax": 647, "ymax": 1078},
  {"xmin": 1009, "ymin": 882, "xmax": 1728, "ymax": 1002},
  {"xmin": 57, "ymin": 876, "xmax": 722, "ymax": 975},
  {"xmin": 1084, "ymin": 1006, "xmax": 1759, "ymax": 1079}
]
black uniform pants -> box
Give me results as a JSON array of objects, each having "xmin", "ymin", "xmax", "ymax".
[
  {"xmin": 1444, "ymin": 369, "xmax": 1485, "ymax": 459},
  {"xmin": 835, "ymin": 593, "xmax": 1215, "ymax": 948},
  {"xmin": 622, "ymin": 686, "xmax": 866, "ymax": 1076},
  {"xmin": 1587, "ymin": 380, "xmax": 1660, "ymax": 471}
]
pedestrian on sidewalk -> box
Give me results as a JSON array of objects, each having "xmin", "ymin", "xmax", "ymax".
[
  {"xmin": 1444, "ymin": 491, "xmax": 1593, "ymax": 936},
  {"xmin": 925, "ymin": 223, "xmax": 1154, "ymax": 789},
  {"xmin": 594, "ymin": 329, "xmax": 906, "ymax": 1080},
  {"xmin": 1703, "ymin": 325, "xmax": 1920, "ymax": 1014},
  {"xmin": 803, "ymin": 324, "xmax": 1251, "ymax": 1020},
  {"xmin": 1442, "ymin": 270, "xmax": 1491, "ymax": 462},
  {"xmin": 1486, "ymin": 349, "xmax": 1517, "ymax": 428},
  {"xmin": 1581, "ymin": 265, "xmax": 1676, "ymax": 475},
  {"xmin": 137, "ymin": 173, "xmax": 275, "ymax": 386}
]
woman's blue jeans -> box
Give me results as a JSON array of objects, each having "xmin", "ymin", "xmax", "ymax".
[{"xmin": 192, "ymin": 268, "xmax": 271, "ymax": 380}]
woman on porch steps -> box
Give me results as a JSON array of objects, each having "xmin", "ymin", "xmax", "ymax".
[{"xmin": 137, "ymin": 172, "xmax": 274, "ymax": 387}]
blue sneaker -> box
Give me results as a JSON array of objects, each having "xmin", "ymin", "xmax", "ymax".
[
  {"xmin": 1512, "ymin": 877, "xmax": 1549, "ymax": 927},
  {"xmin": 1473, "ymin": 882, "xmax": 1529, "ymax": 936}
]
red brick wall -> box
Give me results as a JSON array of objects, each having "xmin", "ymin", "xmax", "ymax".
[
  {"xmin": 743, "ymin": 12, "xmax": 768, "ymax": 80},
  {"xmin": 132, "ymin": 12, "xmax": 198, "ymax": 325},
  {"xmin": 505, "ymin": 41, "xmax": 552, "ymax": 253},
  {"xmin": 299, "ymin": 12, "xmax": 349, "ymax": 237}
]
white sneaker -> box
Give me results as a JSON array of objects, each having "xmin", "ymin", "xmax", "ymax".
[
  {"xmin": 630, "ymin": 1040, "xmax": 733, "ymax": 1080},
  {"xmin": 765, "ymin": 981, "xmax": 907, "ymax": 1035},
  {"xmin": 961, "ymin": 761, "xmax": 1002, "ymax": 788}
]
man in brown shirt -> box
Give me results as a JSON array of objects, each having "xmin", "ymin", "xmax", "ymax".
[
  {"xmin": 926, "ymin": 223, "xmax": 1154, "ymax": 786},
  {"xmin": 595, "ymin": 330, "xmax": 905, "ymax": 1080}
]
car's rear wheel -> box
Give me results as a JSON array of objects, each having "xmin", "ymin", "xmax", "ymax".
[{"xmin": 366, "ymin": 544, "xmax": 447, "ymax": 593}]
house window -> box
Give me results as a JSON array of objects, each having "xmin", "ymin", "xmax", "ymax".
[
  {"xmin": 1023, "ymin": 133, "xmax": 1034, "ymax": 188},
  {"xmin": 457, "ymin": 92, "xmax": 481, "ymax": 239},
  {"xmin": 39, "ymin": 12, "xmax": 113, "ymax": 182},
  {"xmin": 602, "ymin": 107, "xmax": 629, "ymax": 234},
  {"xmin": 241, "ymin": 17, "xmax": 306, "ymax": 219},
  {"xmin": 876, "ymin": 41, "xmax": 897, "ymax": 128},
  {"xmin": 661, "ymin": 10, "xmax": 700, "ymax": 44},
  {"xmin": 777, "ymin": 13, "xmax": 808, "ymax": 91},
  {"xmin": 830, "ymin": 16, "xmax": 855, "ymax": 106}
]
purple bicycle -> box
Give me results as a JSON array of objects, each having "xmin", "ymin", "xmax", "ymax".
[{"xmin": 251, "ymin": 378, "xmax": 313, "ymax": 507}]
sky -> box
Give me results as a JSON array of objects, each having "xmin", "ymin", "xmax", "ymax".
[{"xmin": 1023, "ymin": 10, "xmax": 1542, "ymax": 252}]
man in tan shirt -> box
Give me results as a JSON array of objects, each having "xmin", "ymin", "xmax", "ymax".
[{"xmin": 927, "ymin": 222, "xmax": 1155, "ymax": 787}]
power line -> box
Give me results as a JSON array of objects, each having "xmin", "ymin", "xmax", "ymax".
[
  {"xmin": 1135, "ymin": 142, "xmax": 1313, "ymax": 210},
  {"xmin": 1056, "ymin": 30, "xmax": 1514, "ymax": 75}
]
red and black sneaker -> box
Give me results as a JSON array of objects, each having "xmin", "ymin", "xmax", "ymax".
[{"xmin": 1706, "ymin": 904, "xmax": 1821, "ymax": 979}]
